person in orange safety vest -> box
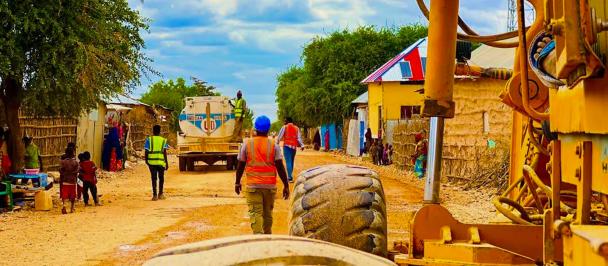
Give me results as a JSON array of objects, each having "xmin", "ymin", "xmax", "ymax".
[
  {"xmin": 235, "ymin": 115, "xmax": 290, "ymax": 234},
  {"xmin": 276, "ymin": 117, "xmax": 304, "ymax": 182}
]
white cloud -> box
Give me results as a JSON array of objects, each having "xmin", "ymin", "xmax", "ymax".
[
  {"xmin": 229, "ymin": 25, "xmax": 317, "ymax": 53},
  {"xmin": 249, "ymin": 103, "xmax": 279, "ymax": 120},
  {"xmin": 159, "ymin": 40, "xmax": 226, "ymax": 54},
  {"xmin": 159, "ymin": 0, "xmax": 238, "ymax": 17},
  {"xmin": 459, "ymin": 7, "xmax": 509, "ymax": 35},
  {"xmin": 132, "ymin": 0, "xmax": 515, "ymax": 122},
  {"xmin": 308, "ymin": 0, "xmax": 375, "ymax": 26},
  {"xmin": 233, "ymin": 67, "xmax": 280, "ymax": 81},
  {"xmin": 199, "ymin": 0, "xmax": 239, "ymax": 16},
  {"xmin": 129, "ymin": 0, "xmax": 159, "ymax": 18}
]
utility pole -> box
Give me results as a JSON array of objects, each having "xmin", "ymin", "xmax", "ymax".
[
  {"xmin": 507, "ymin": 0, "xmax": 517, "ymax": 31},
  {"xmin": 508, "ymin": 0, "xmax": 535, "ymax": 32}
]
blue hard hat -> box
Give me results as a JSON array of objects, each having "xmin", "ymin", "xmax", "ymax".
[{"xmin": 254, "ymin": 115, "xmax": 271, "ymax": 133}]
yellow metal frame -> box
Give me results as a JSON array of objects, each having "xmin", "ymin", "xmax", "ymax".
[{"xmin": 408, "ymin": 0, "xmax": 608, "ymax": 265}]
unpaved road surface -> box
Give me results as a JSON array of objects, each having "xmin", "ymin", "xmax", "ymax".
[{"xmin": 0, "ymin": 150, "xmax": 494, "ymax": 265}]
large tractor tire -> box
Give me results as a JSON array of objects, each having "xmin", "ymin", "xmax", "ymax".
[
  {"xmin": 289, "ymin": 164, "xmax": 387, "ymax": 257},
  {"xmin": 144, "ymin": 235, "xmax": 396, "ymax": 266}
]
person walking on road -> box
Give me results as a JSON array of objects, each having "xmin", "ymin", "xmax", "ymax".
[
  {"xmin": 234, "ymin": 115, "xmax": 290, "ymax": 234},
  {"xmin": 145, "ymin": 125, "xmax": 169, "ymax": 201},
  {"xmin": 229, "ymin": 90, "xmax": 247, "ymax": 142},
  {"xmin": 276, "ymin": 117, "xmax": 304, "ymax": 183}
]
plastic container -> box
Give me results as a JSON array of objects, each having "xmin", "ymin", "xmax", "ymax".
[
  {"xmin": 38, "ymin": 173, "xmax": 48, "ymax": 187},
  {"xmin": 24, "ymin": 169, "xmax": 40, "ymax": 175},
  {"xmin": 34, "ymin": 190, "xmax": 53, "ymax": 211}
]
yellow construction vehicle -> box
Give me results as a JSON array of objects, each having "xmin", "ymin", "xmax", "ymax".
[
  {"xmin": 396, "ymin": 0, "xmax": 608, "ymax": 265},
  {"xmin": 147, "ymin": 1, "xmax": 608, "ymax": 265}
]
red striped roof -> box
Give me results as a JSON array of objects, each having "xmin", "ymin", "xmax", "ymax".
[{"xmin": 361, "ymin": 38, "xmax": 427, "ymax": 84}]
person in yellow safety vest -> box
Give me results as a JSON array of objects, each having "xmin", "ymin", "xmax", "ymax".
[
  {"xmin": 235, "ymin": 115, "xmax": 290, "ymax": 234},
  {"xmin": 145, "ymin": 125, "xmax": 169, "ymax": 201},
  {"xmin": 229, "ymin": 90, "xmax": 246, "ymax": 142}
]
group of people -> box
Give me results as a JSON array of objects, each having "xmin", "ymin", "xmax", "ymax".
[
  {"xmin": 362, "ymin": 127, "xmax": 429, "ymax": 178},
  {"xmin": 370, "ymin": 140, "xmax": 393, "ymax": 166},
  {"xmin": 53, "ymin": 124, "xmax": 169, "ymax": 213},
  {"xmin": 363, "ymin": 128, "xmax": 393, "ymax": 166},
  {"xmin": 101, "ymin": 124, "xmax": 127, "ymax": 172},
  {"xmin": 0, "ymin": 128, "xmax": 39, "ymax": 183},
  {"xmin": 58, "ymin": 142, "xmax": 101, "ymax": 214}
]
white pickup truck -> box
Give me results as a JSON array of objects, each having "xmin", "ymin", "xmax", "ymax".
[{"xmin": 177, "ymin": 96, "xmax": 241, "ymax": 171}]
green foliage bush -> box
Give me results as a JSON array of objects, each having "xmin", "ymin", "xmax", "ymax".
[{"xmin": 276, "ymin": 25, "xmax": 427, "ymax": 127}]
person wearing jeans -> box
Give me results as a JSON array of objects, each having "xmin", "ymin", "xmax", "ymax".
[
  {"xmin": 276, "ymin": 117, "xmax": 304, "ymax": 182},
  {"xmin": 145, "ymin": 125, "xmax": 169, "ymax": 201},
  {"xmin": 235, "ymin": 115, "xmax": 290, "ymax": 234}
]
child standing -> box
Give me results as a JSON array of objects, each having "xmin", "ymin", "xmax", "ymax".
[
  {"xmin": 60, "ymin": 146, "xmax": 79, "ymax": 214},
  {"xmin": 377, "ymin": 140, "xmax": 384, "ymax": 166},
  {"xmin": 382, "ymin": 143, "xmax": 390, "ymax": 165},
  {"xmin": 370, "ymin": 140, "xmax": 378, "ymax": 165},
  {"xmin": 77, "ymin": 152, "xmax": 85, "ymax": 201},
  {"xmin": 79, "ymin": 152, "xmax": 100, "ymax": 206}
]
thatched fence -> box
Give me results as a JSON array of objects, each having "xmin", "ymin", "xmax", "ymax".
[
  {"xmin": 389, "ymin": 117, "xmax": 509, "ymax": 190},
  {"xmin": 391, "ymin": 118, "xmax": 429, "ymax": 171},
  {"xmin": 19, "ymin": 116, "xmax": 78, "ymax": 171},
  {"xmin": 119, "ymin": 106, "xmax": 173, "ymax": 151}
]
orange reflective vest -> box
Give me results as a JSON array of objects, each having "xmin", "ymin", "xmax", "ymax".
[
  {"xmin": 245, "ymin": 137, "xmax": 277, "ymax": 185},
  {"xmin": 284, "ymin": 123, "xmax": 300, "ymax": 148}
]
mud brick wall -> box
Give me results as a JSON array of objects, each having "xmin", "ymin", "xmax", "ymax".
[{"xmin": 390, "ymin": 78, "xmax": 512, "ymax": 184}]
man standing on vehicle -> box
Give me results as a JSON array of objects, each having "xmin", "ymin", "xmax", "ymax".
[
  {"xmin": 235, "ymin": 115, "xmax": 290, "ymax": 234},
  {"xmin": 145, "ymin": 125, "xmax": 169, "ymax": 201},
  {"xmin": 276, "ymin": 117, "xmax": 304, "ymax": 183},
  {"xmin": 229, "ymin": 90, "xmax": 246, "ymax": 142}
]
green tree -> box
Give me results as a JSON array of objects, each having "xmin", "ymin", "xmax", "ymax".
[
  {"xmin": 242, "ymin": 109, "xmax": 254, "ymax": 131},
  {"xmin": 270, "ymin": 120, "xmax": 283, "ymax": 135},
  {"xmin": 140, "ymin": 77, "xmax": 220, "ymax": 131},
  {"xmin": 275, "ymin": 24, "xmax": 427, "ymax": 127},
  {"xmin": 0, "ymin": 0, "xmax": 151, "ymax": 171}
]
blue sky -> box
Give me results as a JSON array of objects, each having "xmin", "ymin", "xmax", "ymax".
[{"xmin": 129, "ymin": 0, "xmax": 512, "ymax": 121}]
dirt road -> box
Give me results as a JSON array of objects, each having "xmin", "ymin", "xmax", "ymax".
[{"xmin": 0, "ymin": 150, "xmax": 493, "ymax": 265}]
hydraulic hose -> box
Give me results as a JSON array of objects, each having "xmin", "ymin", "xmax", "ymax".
[
  {"xmin": 527, "ymin": 119, "xmax": 549, "ymax": 155},
  {"xmin": 492, "ymin": 196, "xmax": 534, "ymax": 225},
  {"xmin": 415, "ymin": 0, "xmax": 520, "ymax": 48},
  {"xmin": 517, "ymin": 0, "xmax": 550, "ymax": 121}
]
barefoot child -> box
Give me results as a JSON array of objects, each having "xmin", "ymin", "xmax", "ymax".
[
  {"xmin": 79, "ymin": 152, "xmax": 100, "ymax": 206},
  {"xmin": 60, "ymin": 146, "xmax": 79, "ymax": 214}
]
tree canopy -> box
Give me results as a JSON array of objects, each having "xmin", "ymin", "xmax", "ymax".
[
  {"xmin": 0, "ymin": 0, "xmax": 151, "ymax": 171},
  {"xmin": 140, "ymin": 77, "xmax": 220, "ymax": 131},
  {"xmin": 275, "ymin": 25, "xmax": 427, "ymax": 127}
]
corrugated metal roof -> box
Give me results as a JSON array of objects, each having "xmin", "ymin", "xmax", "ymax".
[
  {"xmin": 106, "ymin": 104, "xmax": 133, "ymax": 111},
  {"xmin": 361, "ymin": 38, "xmax": 427, "ymax": 84},
  {"xmin": 352, "ymin": 91, "xmax": 368, "ymax": 104},
  {"xmin": 109, "ymin": 94, "xmax": 149, "ymax": 106},
  {"xmin": 469, "ymin": 42, "xmax": 516, "ymax": 69}
]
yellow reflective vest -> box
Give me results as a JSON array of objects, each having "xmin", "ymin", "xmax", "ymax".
[
  {"xmin": 234, "ymin": 98, "xmax": 245, "ymax": 118},
  {"xmin": 147, "ymin": 136, "xmax": 167, "ymax": 167}
]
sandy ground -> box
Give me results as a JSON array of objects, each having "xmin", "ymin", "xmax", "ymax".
[{"xmin": 0, "ymin": 150, "xmax": 495, "ymax": 265}]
